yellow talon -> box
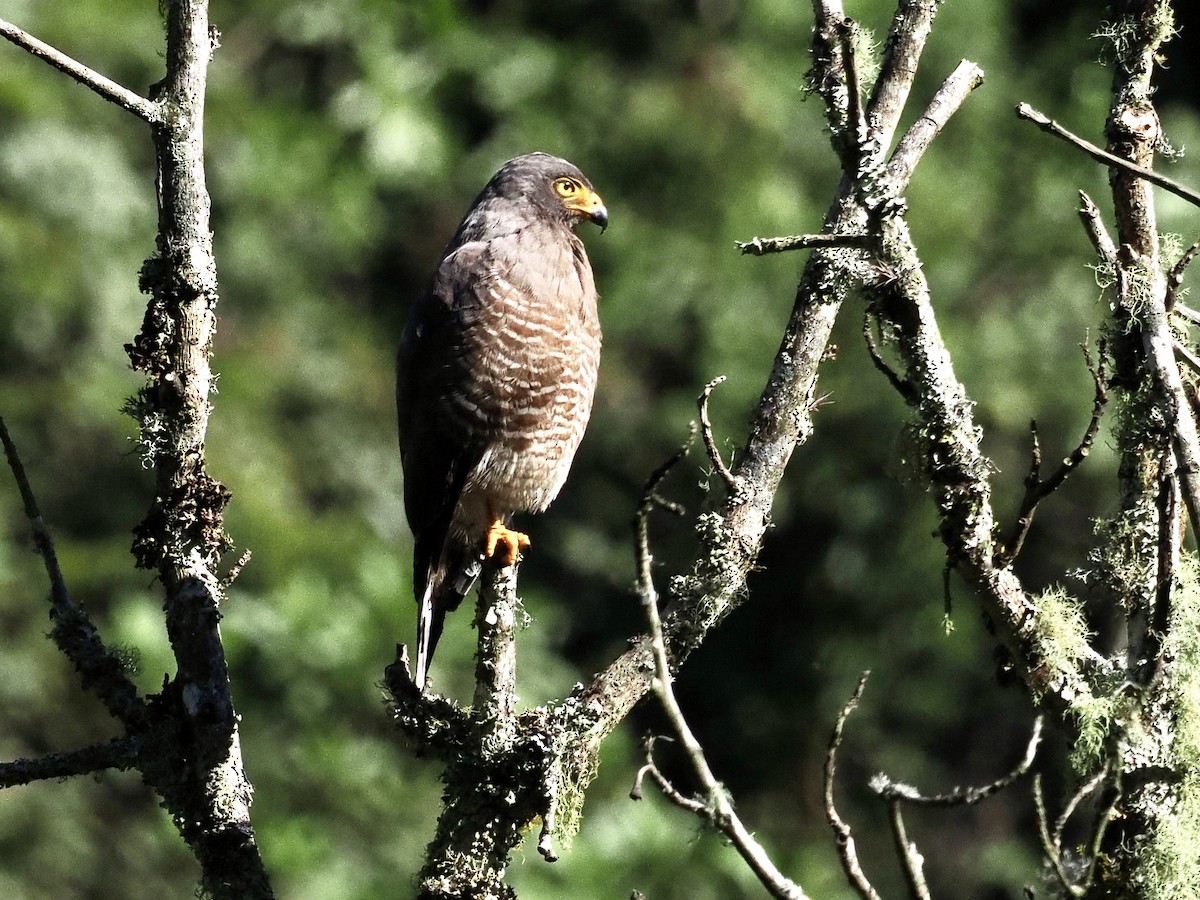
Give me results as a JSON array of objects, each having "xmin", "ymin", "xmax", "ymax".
[{"xmin": 485, "ymin": 520, "xmax": 531, "ymax": 565}]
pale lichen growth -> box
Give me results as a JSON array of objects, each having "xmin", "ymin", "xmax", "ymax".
[
  {"xmin": 1068, "ymin": 691, "xmax": 1122, "ymax": 774},
  {"xmin": 1094, "ymin": 4, "xmax": 1177, "ymax": 70},
  {"xmin": 1136, "ymin": 554, "xmax": 1200, "ymax": 899},
  {"xmin": 1029, "ymin": 586, "xmax": 1118, "ymax": 769},
  {"xmin": 1032, "ymin": 586, "xmax": 1094, "ymax": 680}
]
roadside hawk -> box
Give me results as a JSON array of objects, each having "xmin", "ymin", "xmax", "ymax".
[{"xmin": 396, "ymin": 152, "xmax": 608, "ymax": 690}]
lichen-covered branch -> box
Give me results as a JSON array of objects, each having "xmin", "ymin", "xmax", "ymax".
[
  {"xmin": 0, "ymin": 737, "xmax": 137, "ymax": 789},
  {"xmin": 865, "ymin": 209, "xmax": 1107, "ymax": 708},
  {"xmin": 0, "ymin": 418, "xmax": 146, "ymax": 728},
  {"xmin": 571, "ymin": 0, "xmax": 948, "ymax": 767},
  {"xmin": 0, "ymin": 5, "xmax": 271, "ymax": 894},
  {"xmin": 101, "ymin": 4, "xmax": 274, "ymax": 895}
]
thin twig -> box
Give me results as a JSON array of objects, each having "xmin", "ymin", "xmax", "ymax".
[
  {"xmin": 1053, "ymin": 765, "xmax": 1109, "ymax": 847},
  {"xmin": 1018, "ymin": 103, "xmax": 1200, "ymax": 210},
  {"xmin": 0, "ymin": 417, "xmax": 68, "ymax": 611},
  {"xmin": 1166, "ymin": 237, "xmax": 1200, "ymax": 310},
  {"xmin": 1000, "ymin": 344, "xmax": 1108, "ymax": 565},
  {"xmin": 886, "ymin": 800, "xmax": 931, "ymax": 900},
  {"xmin": 1077, "ymin": 191, "xmax": 1118, "ymax": 266},
  {"xmin": 630, "ymin": 736, "xmax": 706, "ymax": 814},
  {"xmin": 634, "ymin": 445, "xmax": 808, "ymax": 900},
  {"xmin": 872, "ymin": 716, "xmax": 1043, "ymax": 807},
  {"xmin": 737, "ymin": 232, "xmax": 872, "ymax": 256},
  {"xmin": 825, "ymin": 673, "xmax": 882, "ymax": 900},
  {"xmin": 1034, "ymin": 775, "xmax": 1085, "ymax": 898},
  {"xmin": 0, "ymin": 17, "xmax": 160, "ymax": 123},
  {"xmin": 698, "ymin": 377, "xmax": 739, "ymax": 498},
  {"xmin": 221, "ymin": 548, "xmax": 253, "ymax": 587},
  {"xmin": 863, "ymin": 309, "xmax": 916, "ymax": 402},
  {"xmin": 0, "ymin": 737, "xmax": 137, "ymax": 789},
  {"xmin": 0, "ymin": 417, "xmax": 144, "ymax": 727},
  {"xmin": 1079, "ymin": 776, "xmax": 1121, "ymax": 895}
]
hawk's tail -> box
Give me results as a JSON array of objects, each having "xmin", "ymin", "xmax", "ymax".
[
  {"xmin": 414, "ymin": 579, "xmax": 439, "ymax": 692},
  {"xmin": 412, "ymin": 542, "xmax": 479, "ymax": 691}
]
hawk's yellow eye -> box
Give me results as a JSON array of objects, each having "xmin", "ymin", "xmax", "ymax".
[{"xmin": 554, "ymin": 178, "xmax": 579, "ymax": 197}]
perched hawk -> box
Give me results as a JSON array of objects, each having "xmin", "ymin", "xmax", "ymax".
[{"xmin": 397, "ymin": 152, "xmax": 608, "ymax": 690}]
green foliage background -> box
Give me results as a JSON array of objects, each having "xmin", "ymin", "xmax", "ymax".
[{"xmin": 1, "ymin": 1, "xmax": 1199, "ymax": 897}]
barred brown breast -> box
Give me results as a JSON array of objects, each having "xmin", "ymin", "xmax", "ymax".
[{"xmin": 396, "ymin": 152, "xmax": 608, "ymax": 690}]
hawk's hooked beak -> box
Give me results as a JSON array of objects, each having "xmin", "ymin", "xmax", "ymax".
[{"xmin": 568, "ymin": 188, "xmax": 609, "ymax": 233}]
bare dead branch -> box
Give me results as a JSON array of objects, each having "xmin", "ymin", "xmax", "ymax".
[
  {"xmin": 1017, "ymin": 103, "xmax": 1200, "ymax": 210},
  {"xmin": 634, "ymin": 445, "xmax": 809, "ymax": 900},
  {"xmin": 825, "ymin": 673, "xmax": 882, "ymax": 900},
  {"xmin": 1166, "ymin": 237, "xmax": 1200, "ymax": 310},
  {"xmin": 1000, "ymin": 345, "xmax": 1108, "ymax": 564},
  {"xmin": 882, "ymin": 60, "xmax": 986, "ymax": 196},
  {"xmin": 0, "ymin": 416, "xmax": 145, "ymax": 727},
  {"xmin": 0, "ymin": 737, "xmax": 137, "ymax": 789},
  {"xmin": 0, "ymin": 17, "xmax": 159, "ymax": 123},
  {"xmin": 872, "ymin": 716, "xmax": 1043, "ymax": 808},
  {"xmin": 698, "ymin": 377, "xmax": 740, "ymax": 498},
  {"xmin": 886, "ymin": 800, "xmax": 931, "ymax": 900},
  {"xmin": 737, "ymin": 232, "xmax": 872, "ymax": 256},
  {"xmin": 1077, "ymin": 191, "xmax": 1119, "ymax": 266}
]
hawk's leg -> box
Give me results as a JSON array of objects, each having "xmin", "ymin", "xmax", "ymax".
[{"xmin": 485, "ymin": 518, "xmax": 530, "ymax": 566}]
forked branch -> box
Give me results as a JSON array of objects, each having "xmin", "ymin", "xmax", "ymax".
[
  {"xmin": 824, "ymin": 673, "xmax": 882, "ymax": 900},
  {"xmin": 632, "ymin": 437, "xmax": 809, "ymax": 900},
  {"xmin": 1000, "ymin": 344, "xmax": 1109, "ymax": 564}
]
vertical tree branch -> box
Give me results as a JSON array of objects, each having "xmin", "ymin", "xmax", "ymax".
[
  {"xmin": 574, "ymin": 0, "xmax": 946, "ymax": 761},
  {"xmin": 473, "ymin": 563, "xmax": 520, "ymax": 748},
  {"xmin": 825, "ymin": 674, "xmax": 882, "ymax": 900},
  {"xmin": 122, "ymin": 3, "xmax": 272, "ymax": 896},
  {"xmin": 0, "ymin": 6, "xmax": 272, "ymax": 894},
  {"xmin": 632, "ymin": 436, "xmax": 809, "ymax": 899}
]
